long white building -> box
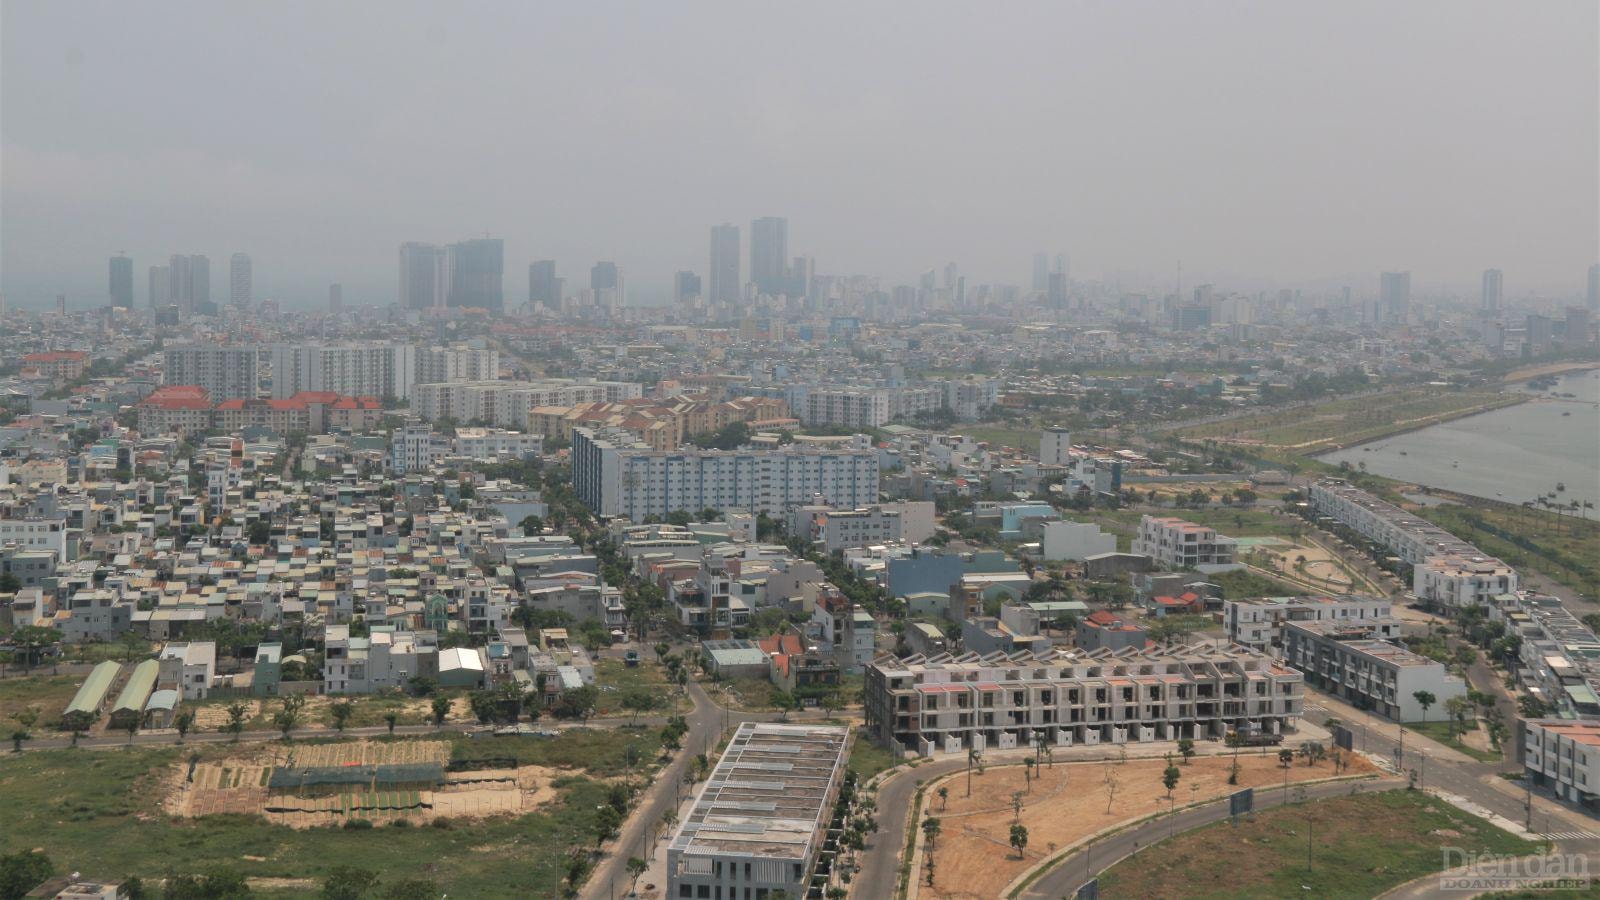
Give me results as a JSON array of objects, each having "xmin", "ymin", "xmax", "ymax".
[
  {"xmin": 666, "ymin": 722, "xmax": 850, "ymax": 900},
  {"xmin": 865, "ymin": 643, "xmax": 1304, "ymax": 755},
  {"xmin": 573, "ymin": 427, "xmax": 879, "ymax": 522},
  {"xmin": 1224, "ymin": 595, "xmax": 1396, "ymax": 653},
  {"xmin": 1308, "ymin": 480, "xmax": 1517, "ymax": 609},
  {"xmin": 412, "ymin": 379, "xmax": 641, "ymax": 429}
]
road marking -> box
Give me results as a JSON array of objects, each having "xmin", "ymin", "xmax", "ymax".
[{"xmin": 1540, "ymin": 831, "xmax": 1600, "ymax": 841}]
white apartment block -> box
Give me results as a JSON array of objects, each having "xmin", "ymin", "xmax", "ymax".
[
  {"xmin": 666, "ymin": 723, "xmax": 850, "ymax": 900},
  {"xmin": 415, "ymin": 345, "xmax": 500, "ymax": 385},
  {"xmin": 941, "ymin": 376, "xmax": 999, "ymax": 421},
  {"xmin": 163, "ymin": 345, "xmax": 259, "ymax": 401},
  {"xmin": 1283, "ymin": 620, "xmax": 1464, "ymax": 721},
  {"xmin": 889, "ymin": 386, "xmax": 945, "ymax": 421},
  {"xmin": 0, "ymin": 517, "xmax": 69, "ymax": 563},
  {"xmin": 802, "ymin": 388, "xmax": 892, "ymax": 428},
  {"xmin": 1224, "ymin": 595, "xmax": 1395, "ymax": 653},
  {"xmin": 790, "ymin": 505, "xmax": 904, "ymax": 553},
  {"xmin": 865, "ymin": 643, "xmax": 1304, "ymax": 756},
  {"xmin": 1522, "ymin": 719, "xmax": 1600, "ymax": 809},
  {"xmin": 1131, "ymin": 515, "xmax": 1236, "ymax": 568},
  {"xmin": 1040, "ymin": 520, "xmax": 1116, "ymax": 561},
  {"xmin": 270, "ymin": 342, "xmax": 416, "ymax": 401},
  {"xmin": 453, "ymin": 428, "xmax": 543, "ymax": 460},
  {"xmin": 1039, "ymin": 427, "xmax": 1072, "ymax": 466},
  {"xmin": 573, "ymin": 427, "xmax": 879, "ymax": 523}
]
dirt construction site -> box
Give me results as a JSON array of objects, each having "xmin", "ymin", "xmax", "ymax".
[{"xmin": 165, "ymin": 739, "xmax": 562, "ymax": 827}]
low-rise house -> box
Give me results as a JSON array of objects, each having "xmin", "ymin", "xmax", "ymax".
[
  {"xmin": 1075, "ymin": 610, "xmax": 1148, "ymax": 652},
  {"xmin": 157, "ymin": 641, "xmax": 216, "ymax": 700}
]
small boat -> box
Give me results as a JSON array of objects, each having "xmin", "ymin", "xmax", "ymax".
[
  {"xmin": 1399, "ymin": 450, "xmax": 1408, "ymax": 456},
  {"xmin": 1562, "ymin": 411, "xmax": 1571, "ymax": 417}
]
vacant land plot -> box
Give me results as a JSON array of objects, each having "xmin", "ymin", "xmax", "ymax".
[
  {"xmin": 1096, "ymin": 789, "xmax": 1537, "ymax": 900},
  {"xmin": 0, "ymin": 674, "xmax": 85, "ymax": 730},
  {"xmin": 0, "ymin": 732, "xmax": 649, "ymax": 894},
  {"xmin": 1180, "ymin": 390, "xmax": 1523, "ymax": 453},
  {"xmin": 919, "ymin": 751, "xmax": 1376, "ymax": 900},
  {"xmin": 594, "ymin": 658, "xmax": 691, "ymax": 716}
]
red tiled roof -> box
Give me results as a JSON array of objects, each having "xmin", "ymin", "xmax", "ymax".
[{"xmin": 140, "ymin": 385, "xmax": 213, "ymax": 410}]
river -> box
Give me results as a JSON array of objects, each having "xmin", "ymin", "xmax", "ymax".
[{"xmin": 1318, "ymin": 370, "xmax": 1600, "ymax": 508}]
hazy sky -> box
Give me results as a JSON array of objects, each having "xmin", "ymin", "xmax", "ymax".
[{"xmin": 3, "ymin": 0, "xmax": 1596, "ymax": 308}]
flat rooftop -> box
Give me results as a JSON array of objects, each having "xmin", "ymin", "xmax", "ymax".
[{"xmin": 670, "ymin": 722, "xmax": 849, "ymax": 863}]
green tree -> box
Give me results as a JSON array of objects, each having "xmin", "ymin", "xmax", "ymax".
[
  {"xmin": 225, "ymin": 701, "xmax": 249, "ymax": 742},
  {"xmin": 1162, "ymin": 762, "xmax": 1180, "ymax": 798},
  {"xmin": 595, "ymin": 805, "xmax": 622, "ymax": 846},
  {"xmin": 9, "ymin": 626, "xmax": 58, "ymax": 672},
  {"xmin": 61, "ymin": 710, "xmax": 96, "ymax": 747},
  {"xmin": 431, "ymin": 695, "xmax": 452, "ymax": 726},
  {"xmin": 1176, "ymin": 737, "xmax": 1195, "ymax": 764},
  {"xmin": 163, "ymin": 869, "xmax": 251, "ymax": 899},
  {"xmin": 384, "ymin": 711, "xmax": 398, "ymax": 735},
  {"xmin": 9, "ymin": 707, "xmax": 39, "ymax": 753},
  {"xmin": 620, "ymin": 687, "xmax": 658, "ymax": 726},
  {"xmin": 320, "ymin": 866, "xmax": 379, "ymax": 900},
  {"xmin": 174, "ymin": 710, "xmax": 195, "ymax": 743},
  {"xmin": 381, "ymin": 880, "xmax": 439, "ymax": 900},
  {"xmin": 1412, "ymin": 690, "xmax": 1436, "ymax": 723},
  {"xmin": 330, "ymin": 700, "xmax": 355, "ymax": 733},
  {"xmin": 1008, "ymin": 823, "xmax": 1029, "ymax": 859},
  {"xmin": 0, "ymin": 850, "xmax": 53, "ymax": 900},
  {"xmin": 275, "ymin": 694, "xmax": 307, "ymax": 740},
  {"xmin": 626, "ymin": 857, "xmax": 648, "ymax": 891}
]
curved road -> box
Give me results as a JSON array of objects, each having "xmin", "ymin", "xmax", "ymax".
[{"xmin": 1020, "ymin": 776, "xmax": 1403, "ymax": 899}]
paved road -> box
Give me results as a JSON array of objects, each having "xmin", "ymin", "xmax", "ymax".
[
  {"xmin": 1020, "ymin": 776, "xmax": 1405, "ymax": 899},
  {"xmin": 855, "ymin": 755, "xmax": 972, "ymax": 900},
  {"xmin": 581, "ymin": 679, "xmax": 759, "ymax": 900}
]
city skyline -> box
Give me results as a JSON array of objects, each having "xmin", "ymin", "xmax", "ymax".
[{"xmin": 3, "ymin": 1, "xmax": 1595, "ymax": 308}]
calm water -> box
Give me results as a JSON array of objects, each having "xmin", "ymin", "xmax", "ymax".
[{"xmin": 1319, "ymin": 371, "xmax": 1600, "ymax": 508}]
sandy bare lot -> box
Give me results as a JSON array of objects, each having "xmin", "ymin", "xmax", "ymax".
[
  {"xmin": 167, "ymin": 739, "xmax": 566, "ymax": 828},
  {"xmin": 917, "ymin": 750, "xmax": 1376, "ymax": 900}
]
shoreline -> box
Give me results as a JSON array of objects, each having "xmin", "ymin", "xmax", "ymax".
[
  {"xmin": 1497, "ymin": 361, "xmax": 1600, "ymax": 386},
  {"xmin": 1306, "ymin": 392, "xmax": 1530, "ymax": 455}
]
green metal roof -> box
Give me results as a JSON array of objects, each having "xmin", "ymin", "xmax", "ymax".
[
  {"xmin": 112, "ymin": 659, "xmax": 160, "ymax": 714},
  {"xmin": 66, "ymin": 661, "xmax": 123, "ymax": 715}
]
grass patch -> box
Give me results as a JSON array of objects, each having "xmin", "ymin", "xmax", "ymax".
[
  {"xmin": 448, "ymin": 728, "xmax": 662, "ymax": 777},
  {"xmin": 848, "ymin": 739, "xmax": 897, "ymax": 781},
  {"xmin": 1210, "ymin": 567, "xmax": 1305, "ymax": 599},
  {"xmin": 962, "ymin": 426, "xmax": 1041, "ymax": 455},
  {"xmin": 593, "ymin": 658, "xmax": 689, "ymax": 717},
  {"xmin": 0, "ymin": 674, "xmax": 86, "ymax": 730},
  {"xmin": 1097, "ymin": 789, "xmax": 1538, "ymax": 900},
  {"xmin": 1406, "ymin": 720, "xmax": 1502, "ymax": 763}
]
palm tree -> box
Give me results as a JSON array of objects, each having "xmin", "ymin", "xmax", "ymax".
[{"xmin": 966, "ymin": 747, "xmax": 982, "ymax": 797}]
